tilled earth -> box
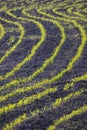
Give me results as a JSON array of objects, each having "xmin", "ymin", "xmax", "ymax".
[{"xmin": 0, "ymin": 0, "xmax": 87, "ymax": 130}]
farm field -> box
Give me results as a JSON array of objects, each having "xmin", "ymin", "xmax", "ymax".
[{"xmin": 0, "ymin": 0, "xmax": 87, "ymax": 130}]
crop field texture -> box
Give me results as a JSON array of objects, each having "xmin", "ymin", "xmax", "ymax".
[{"xmin": 0, "ymin": 0, "xmax": 87, "ymax": 130}]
